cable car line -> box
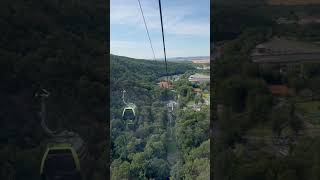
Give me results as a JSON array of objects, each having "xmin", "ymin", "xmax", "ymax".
[
  {"xmin": 122, "ymin": 89, "xmax": 128, "ymax": 105},
  {"xmin": 158, "ymin": 0, "xmax": 169, "ymax": 83},
  {"xmin": 120, "ymin": 0, "xmax": 170, "ymax": 130},
  {"xmin": 36, "ymin": 89, "xmax": 86, "ymax": 180},
  {"xmin": 157, "ymin": 1, "xmax": 182, "ymax": 166},
  {"xmin": 137, "ymin": 0, "xmax": 157, "ymax": 61},
  {"xmin": 35, "ymin": 89, "xmax": 56, "ymax": 137}
]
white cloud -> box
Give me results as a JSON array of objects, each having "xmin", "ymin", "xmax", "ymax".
[
  {"xmin": 110, "ymin": 0, "xmax": 140, "ymax": 25},
  {"xmin": 110, "ymin": 0, "xmax": 210, "ymax": 59},
  {"xmin": 111, "ymin": 40, "xmax": 158, "ymax": 59},
  {"xmin": 110, "ymin": 0, "xmax": 209, "ymax": 37}
]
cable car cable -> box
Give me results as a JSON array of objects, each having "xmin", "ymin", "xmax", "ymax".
[
  {"xmin": 158, "ymin": 0, "xmax": 169, "ymax": 83},
  {"xmin": 137, "ymin": 0, "xmax": 157, "ymax": 61}
]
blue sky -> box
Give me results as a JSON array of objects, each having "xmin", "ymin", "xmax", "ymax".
[{"xmin": 111, "ymin": 0, "xmax": 210, "ymax": 59}]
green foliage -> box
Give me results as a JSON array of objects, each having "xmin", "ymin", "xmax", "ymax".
[
  {"xmin": 181, "ymin": 140, "xmax": 210, "ymax": 180},
  {"xmin": 110, "ymin": 55, "xmax": 203, "ymax": 179},
  {"xmin": 147, "ymin": 158, "xmax": 170, "ymax": 180},
  {"xmin": 213, "ymin": 3, "xmax": 320, "ymax": 180},
  {"xmin": 110, "ymin": 54, "xmax": 194, "ymax": 118},
  {"xmin": 0, "ymin": 0, "xmax": 107, "ymax": 179},
  {"xmin": 111, "ymin": 159, "xmax": 130, "ymax": 180},
  {"xmin": 175, "ymin": 108, "xmax": 209, "ymax": 153}
]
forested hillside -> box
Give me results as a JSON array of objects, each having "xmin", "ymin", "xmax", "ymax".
[
  {"xmin": 213, "ymin": 28, "xmax": 320, "ymax": 180},
  {"xmin": 110, "ymin": 55, "xmax": 210, "ymax": 179},
  {"xmin": 212, "ymin": 1, "xmax": 320, "ymax": 179},
  {"xmin": 0, "ymin": 0, "xmax": 107, "ymax": 179},
  {"xmin": 110, "ymin": 54, "xmax": 194, "ymax": 117}
]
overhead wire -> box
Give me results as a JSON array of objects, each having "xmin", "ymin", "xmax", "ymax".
[
  {"xmin": 137, "ymin": 0, "xmax": 157, "ymax": 61},
  {"xmin": 158, "ymin": 0, "xmax": 169, "ymax": 83},
  {"xmin": 137, "ymin": 0, "xmax": 169, "ymax": 81},
  {"xmin": 158, "ymin": 0, "xmax": 178, "ymax": 157}
]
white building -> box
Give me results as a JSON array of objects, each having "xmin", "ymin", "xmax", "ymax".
[{"xmin": 188, "ymin": 73, "xmax": 210, "ymax": 82}]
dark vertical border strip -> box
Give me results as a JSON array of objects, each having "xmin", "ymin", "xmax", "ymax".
[
  {"xmin": 210, "ymin": 0, "xmax": 213, "ymax": 178},
  {"xmin": 106, "ymin": 0, "xmax": 110, "ymax": 178},
  {"xmin": 210, "ymin": 0, "xmax": 216, "ymax": 179}
]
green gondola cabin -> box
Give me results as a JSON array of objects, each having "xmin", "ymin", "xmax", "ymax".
[
  {"xmin": 40, "ymin": 144, "xmax": 81, "ymax": 180},
  {"xmin": 122, "ymin": 103, "xmax": 137, "ymax": 128}
]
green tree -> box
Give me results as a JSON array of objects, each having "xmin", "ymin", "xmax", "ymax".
[{"xmin": 111, "ymin": 159, "xmax": 130, "ymax": 180}]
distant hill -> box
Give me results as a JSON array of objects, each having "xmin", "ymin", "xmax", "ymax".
[{"xmin": 166, "ymin": 56, "xmax": 210, "ymax": 62}]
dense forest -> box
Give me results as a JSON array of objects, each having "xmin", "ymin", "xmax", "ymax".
[
  {"xmin": 110, "ymin": 55, "xmax": 195, "ymax": 116},
  {"xmin": 0, "ymin": 0, "xmax": 107, "ymax": 179},
  {"xmin": 110, "ymin": 55, "xmax": 210, "ymax": 179},
  {"xmin": 212, "ymin": 2, "xmax": 320, "ymax": 180}
]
